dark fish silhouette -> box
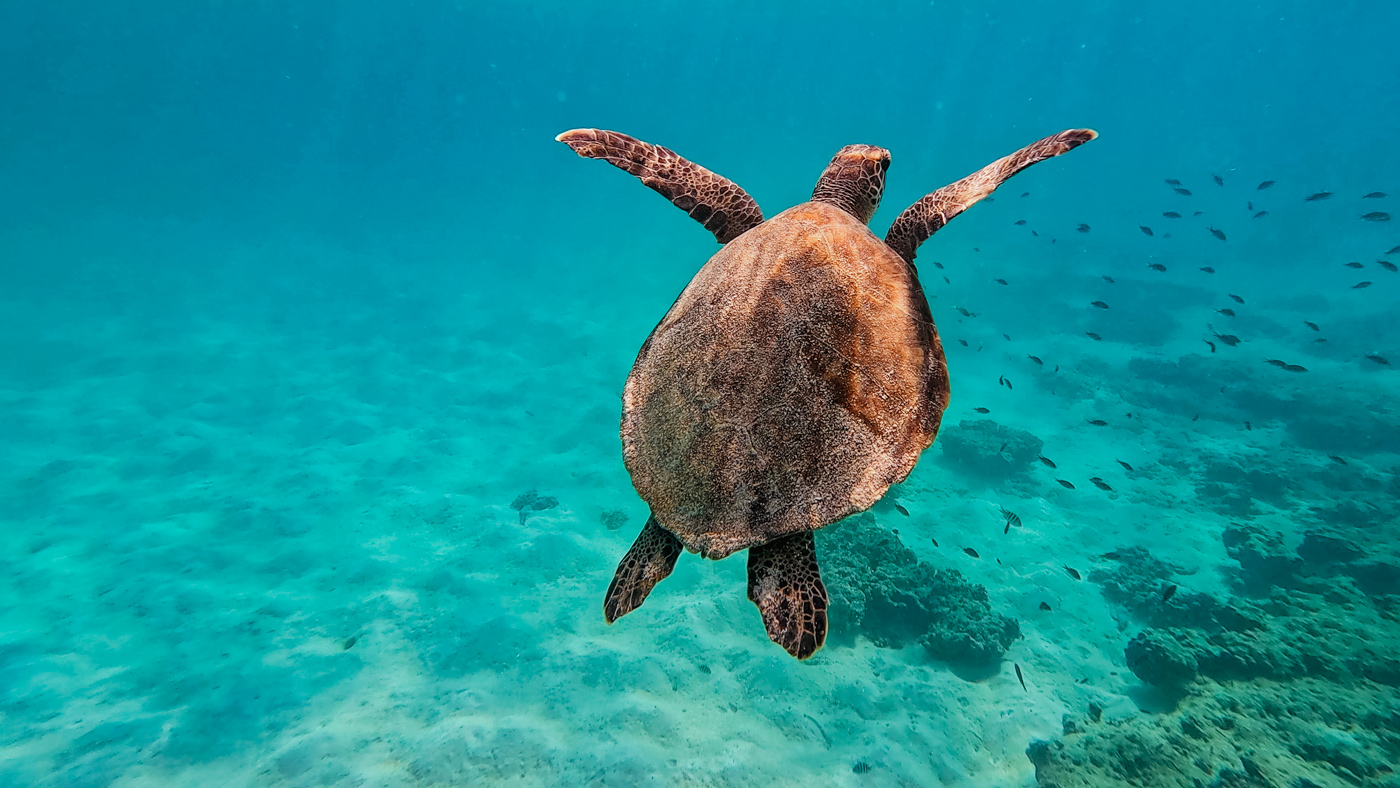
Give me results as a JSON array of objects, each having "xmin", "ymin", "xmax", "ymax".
[
  {"xmin": 1253, "ymin": 211, "xmax": 1269, "ymax": 219},
  {"xmin": 1305, "ymin": 191, "xmax": 1332, "ymax": 201},
  {"xmin": 1353, "ymin": 281, "xmax": 1374, "ymax": 289},
  {"xmin": 1148, "ymin": 263, "xmax": 1167, "ymax": 272},
  {"xmin": 955, "ymin": 306, "xmax": 976, "ymax": 317},
  {"xmin": 1091, "ymin": 301, "xmax": 1110, "ymax": 309},
  {"xmin": 1313, "ymin": 338, "xmax": 1328, "ymax": 343},
  {"xmin": 1257, "ymin": 180, "xmax": 1275, "ymax": 190},
  {"xmin": 1378, "ymin": 260, "xmax": 1398, "ymax": 272},
  {"xmin": 1174, "ymin": 188, "xmax": 1192, "ymax": 196},
  {"xmin": 1247, "ymin": 201, "xmax": 1253, "ymax": 211},
  {"xmin": 1217, "ymin": 308, "xmax": 1236, "ymax": 316},
  {"xmin": 1284, "ymin": 364, "xmax": 1307, "ymax": 373},
  {"xmin": 1162, "ymin": 211, "xmax": 1182, "ymax": 218},
  {"xmin": 1328, "ymin": 455, "xmax": 1347, "ymax": 465},
  {"xmin": 1038, "ymin": 456, "xmax": 1057, "ymax": 469},
  {"xmin": 1064, "ymin": 565, "xmax": 1082, "ymax": 580},
  {"xmin": 1102, "ymin": 551, "xmax": 1122, "ymax": 560},
  {"xmin": 1102, "ymin": 275, "xmax": 1115, "ymax": 283},
  {"xmin": 1345, "ymin": 262, "xmax": 1365, "ymax": 269},
  {"xmin": 963, "ymin": 547, "xmax": 980, "ymax": 558},
  {"xmin": 1077, "ymin": 223, "xmax": 1091, "ymax": 233},
  {"xmin": 1229, "ymin": 294, "xmax": 1245, "ymax": 304},
  {"xmin": 974, "ymin": 407, "xmax": 991, "ymax": 413},
  {"xmin": 1165, "ymin": 179, "xmax": 1181, "ymax": 185},
  {"xmin": 1039, "ymin": 602, "xmax": 1052, "ymax": 611},
  {"xmin": 1090, "ymin": 477, "xmax": 1113, "ymax": 491},
  {"xmin": 1161, "ymin": 584, "xmax": 1178, "ymax": 602},
  {"xmin": 1209, "ymin": 325, "xmax": 1241, "ymax": 346},
  {"xmin": 1116, "ymin": 459, "xmax": 1134, "ymax": 472},
  {"xmin": 1001, "ymin": 507, "xmax": 1021, "ymax": 530},
  {"xmin": 1021, "ymin": 192, "xmax": 1030, "ymax": 197},
  {"xmin": 1027, "ymin": 355, "xmax": 1043, "ymax": 365},
  {"xmin": 931, "ymin": 537, "xmax": 939, "ymax": 547},
  {"xmin": 1015, "ymin": 663, "xmax": 1027, "ymax": 691},
  {"xmin": 1005, "ymin": 378, "xmax": 1014, "ymax": 390},
  {"xmin": 1363, "ymin": 192, "xmax": 1387, "ymax": 198},
  {"xmin": 1245, "ymin": 421, "xmax": 1252, "ymax": 431},
  {"xmin": 1360, "ymin": 212, "xmax": 1391, "ymax": 222},
  {"xmin": 1085, "ymin": 332, "xmax": 1102, "ymax": 341},
  {"xmin": 933, "ymin": 261, "xmax": 945, "ymax": 269},
  {"xmin": 1304, "ymin": 321, "xmax": 1320, "ymax": 331},
  {"xmin": 1056, "ymin": 479, "xmax": 1075, "ymax": 489},
  {"xmin": 1193, "ymin": 211, "xmax": 1204, "ymax": 216},
  {"xmin": 1209, "ymin": 226, "xmax": 1227, "ymax": 241},
  {"xmin": 1087, "ymin": 419, "xmax": 1107, "ymax": 426},
  {"xmin": 1199, "ymin": 266, "xmax": 1215, "ymax": 273},
  {"xmin": 1205, "ymin": 340, "xmax": 1216, "ymax": 353},
  {"xmin": 895, "ymin": 503, "xmax": 910, "ymax": 516},
  {"xmin": 1140, "ymin": 226, "xmax": 1153, "ymax": 236},
  {"xmin": 1365, "ymin": 353, "xmax": 1390, "ymax": 365},
  {"xmin": 1264, "ymin": 359, "xmax": 1288, "ymax": 367},
  {"xmin": 958, "ymin": 339, "xmax": 968, "ymax": 347},
  {"xmin": 1014, "ymin": 219, "xmax": 1027, "ymax": 226},
  {"xmin": 1388, "ymin": 246, "xmax": 1400, "ymax": 255},
  {"xmin": 995, "ymin": 278, "xmax": 1009, "ymax": 285},
  {"xmin": 1213, "ymin": 174, "xmax": 1224, "ymax": 186}
]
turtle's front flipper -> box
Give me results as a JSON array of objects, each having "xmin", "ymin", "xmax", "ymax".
[
  {"xmin": 747, "ymin": 531, "xmax": 828, "ymax": 660},
  {"xmin": 885, "ymin": 128, "xmax": 1098, "ymax": 264},
  {"xmin": 557, "ymin": 129, "xmax": 764, "ymax": 244},
  {"xmin": 604, "ymin": 514, "xmax": 684, "ymax": 623}
]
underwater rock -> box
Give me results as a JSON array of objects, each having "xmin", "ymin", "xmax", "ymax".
[
  {"xmin": 599, "ymin": 509, "xmax": 629, "ymax": 531},
  {"xmin": 1224, "ymin": 525, "xmax": 1303, "ymax": 592},
  {"xmin": 1125, "ymin": 628, "xmax": 1202, "ymax": 686},
  {"xmin": 510, "ymin": 490, "xmax": 559, "ymax": 525},
  {"xmin": 936, "ymin": 419, "xmax": 1044, "ymax": 482},
  {"xmin": 1297, "ymin": 529, "xmax": 1364, "ymax": 564},
  {"xmin": 818, "ymin": 513, "xmax": 1019, "ymax": 668}
]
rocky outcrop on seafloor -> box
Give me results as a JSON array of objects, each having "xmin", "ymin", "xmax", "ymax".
[
  {"xmin": 936, "ymin": 418, "xmax": 1044, "ymax": 483},
  {"xmin": 817, "ymin": 513, "xmax": 1019, "ymax": 668}
]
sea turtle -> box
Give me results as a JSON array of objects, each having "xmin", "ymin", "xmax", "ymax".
[{"xmin": 558, "ymin": 126, "xmax": 1096, "ymax": 659}]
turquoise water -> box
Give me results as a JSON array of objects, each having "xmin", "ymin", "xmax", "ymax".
[{"xmin": 2, "ymin": 2, "xmax": 1398, "ymax": 785}]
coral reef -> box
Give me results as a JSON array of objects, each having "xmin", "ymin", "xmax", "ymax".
[{"xmin": 936, "ymin": 418, "xmax": 1044, "ymax": 482}]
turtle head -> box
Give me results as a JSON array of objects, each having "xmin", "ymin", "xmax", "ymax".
[{"xmin": 811, "ymin": 144, "xmax": 891, "ymax": 225}]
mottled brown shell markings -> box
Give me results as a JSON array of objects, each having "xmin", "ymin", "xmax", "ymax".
[
  {"xmin": 885, "ymin": 128, "xmax": 1098, "ymax": 263},
  {"xmin": 556, "ymin": 128, "xmax": 765, "ymax": 244},
  {"xmin": 622, "ymin": 202, "xmax": 947, "ymax": 559},
  {"xmin": 810, "ymin": 144, "xmax": 890, "ymax": 225}
]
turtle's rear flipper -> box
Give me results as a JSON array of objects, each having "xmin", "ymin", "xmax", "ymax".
[
  {"xmin": 747, "ymin": 531, "xmax": 828, "ymax": 660},
  {"xmin": 604, "ymin": 514, "xmax": 684, "ymax": 623},
  {"xmin": 556, "ymin": 128, "xmax": 765, "ymax": 245}
]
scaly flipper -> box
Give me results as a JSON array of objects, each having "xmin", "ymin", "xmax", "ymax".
[
  {"xmin": 747, "ymin": 531, "xmax": 828, "ymax": 660},
  {"xmin": 603, "ymin": 514, "xmax": 684, "ymax": 623},
  {"xmin": 557, "ymin": 129, "xmax": 765, "ymax": 244},
  {"xmin": 884, "ymin": 129, "xmax": 1098, "ymax": 264}
]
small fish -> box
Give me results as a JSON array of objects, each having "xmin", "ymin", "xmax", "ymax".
[
  {"xmin": 1257, "ymin": 180, "xmax": 1275, "ymax": 190},
  {"xmin": 931, "ymin": 537, "xmax": 939, "ymax": 547},
  {"xmin": 1305, "ymin": 191, "xmax": 1333, "ymax": 201},
  {"xmin": 1388, "ymin": 246, "xmax": 1400, "ymax": 255},
  {"xmin": 1087, "ymin": 419, "xmax": 1107, "ymax": 426},
  {"xmin": 1085, "ymin": 332, "xmax": 1102, "ymax": 341},
  {"xmin": 1090, "ymin": 477, "xmax": 1113, "ymax": 491},
  {"xmin": 1245, "ymin": 421, "xmax": 1252, "ymax": 431},
  {"xmin": 1363, "ymin": 192, "xmax": 1387, "ymax": 199},
  {"xmin": 1077, "ymin": 223, "xmax": 1091, "ymax": 233},
  {"xmin": 1304, "ymin": 321, "xmax": 1320, "ymax": 331},
  {"xmin": 1014, "ymin": 219, "xmax": 1027, "ymax": 226},
  {"xmin": 1345, "ymin": 262, "xmax": 1365, "ymax": 269},
  {"xmin": 1313, "ymin": 338, "xmax": 1328, "ymax": 343},
  {"xmin": 933, "ymin": 261, "xmax": 945, "ymax": 269},
  {"xmin": 1162, "ymin": 211, "xmax": 1181, "ymax": 218},
  {"xmin": 1284, "ymin": 364, "xmax": 1307, "ymax": 372},
  {"xmin": 1193, "ymin": 211, "xmax": 1204, "ymax": 216},
  {"xmin": 963, "ymin": 547, "xmax": 980, "ymax": 558},
  {"xmin": 1353, "ymin": 281, "xmax": 1374, "ymax": 289},
  {"xmin": 1116, "ymin": 459, "xmax": 1134, "ymax": 472},
  {"xmin": 1064, "ymin": 565, "xmax": 1082, "ymax": 580},
  {"xmin": 1174, "ymin": 188, "xmax": 1192, "ymax": 196},
  {"xmin": 1161, "ymin": 584, "xmax": 1178, "ymax": 602},
  {"xmin": 1253, "ymin": 211, "xmax": 1268, "ymax": 219},
  {"xmin": 1213, "ymin": 174, "xmax": 1224, "ymax": 186},
  {"xmin": 895, "ymin": 503, "xmax": 909, "ymax": 516},
  {"xmin": 1001, "ymin": 507, "xmax": 1021, "ymax": 530},
  {"xmin": 1038, "ymin": 456, "xmax": 1057, "ymax": 469},
  {"xmin": 1247, "ymin": 201, "xmax": 1253, "ymax": 211},
  {"xmin": 343, "ymin": 636, "xmax": 357, "ymax": 650},
  {"xmin": 958, "ymin": 339, "xmax": 968, "ymax": 347},
  {"xmin": 1027, "ymin": 355, "xmax": 1043, "ymax": 366},
  {"xmin": 1102, "ymin": 275, "xmax": 1116, "ymax": 283},
  {"xmin": 1039, "ymin": 602, "xmax": 1052, "ymax": 611},
  {"xmin": 1208, "ymin": 226, "xmax": 1227, "ymax": 241},
  {"xmin": 1217, "ymin": 308, "xmax": 1236, "ymax": 317},
  {"xmin": 1102, "ymin": 551, "xmax": 1122, "ymax": 560},
  {"xmin": 1021, "ymin": 192, "xmax": 1030, "ymax": 197},
  {"xmin": 1140, "ymin": 226, "xmax": 1153, "ymax": 236},
  {"xmin": 1148, "ymin": 263, "xmax": 1167, "ymax": 272},
  {"xmin": 1264, "ymin": 359, "xmax": 1288, "ymax": 367},
  {"xmin": 995, "ymin": 278, "xmax": 1009, "ymax": 285},
  {"xmin": 1378, "ymin": 260, "xmax": 1398, "ymax": 272},
  {"xmin": 1229, "ymin": 294, "xmax": 1245, "ymax": 304},
  {"xmin": 1361, "ymin": 212, "xmax": 1391, "ymax": 222},
  {"xmin": 974, "ymin": 407, "xmax": 991, "ymax": 414},
  {"xmin": 943, "ymin": 276, "xmax": 950, "ymax": 284},
  {"xmin": 955, "ymin": 306, "xmax": 976, "ymax": 317},
  {"xmin": 1199, "ymin": 266, "xmax": 1215, "ymax": 273},
  {"xmin": 1165, "ymin": 179, "xmax": 1181, "ymax": 185},
  {"xmin": 1091, "ymin": 301, "xmax": 1110, "ymax": 309},
  {"xmin": 1204, "ymin": 340, "xmax": 1216, "ymax": 353},
  {"xmin": 1004, "ymin": 521, "xmax": 1010, "ymax": 535},
  {"xmin": 1209, "ymin": 325, "xmax": 1241, "ymax": 346},
  {"xmin": 1005, "ymin": 378, "xmax": 1014, "ymax": 391},
  {"xmin": 1328, "ymin": 455, "xmax": 1347, "ymax": 465},
  {"xmin": 1015, "ymin": 663, "xmax": 1027, "ymax": 691},
  {"xmin": 1056, "ymin": 479, "xmax": 1075, "ymax": 489},
  {"xmin": 1365, "ymin": 353, "xmax": 1390, "ymax": 365}
]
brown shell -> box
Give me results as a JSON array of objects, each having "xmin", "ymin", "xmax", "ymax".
[{"xmin": 621, "ymin": 201, "xmax": 949, "ymax": 559}]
